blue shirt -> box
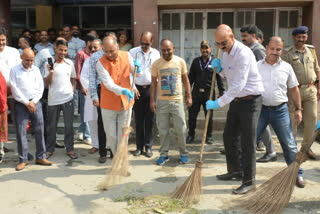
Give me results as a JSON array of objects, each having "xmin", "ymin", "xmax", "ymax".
[
  {"xmin": 34, "ymin": 48, "xmax": 55, "ymax": 77},
  {"xmin": 67, "ymin": 37, "xmax": 86, "ymax": 63},
  {"xmin": 34, "ymin": 42, "xmax": 54, "ymax": 53},
  {"xmin": 89, "ymin": 50, "xmax": 104, "ymax": 100}
]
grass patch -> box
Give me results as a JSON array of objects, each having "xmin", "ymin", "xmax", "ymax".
[{"xmin": 113, "ymin": 195, "xmax": 197, "ymax": 214}]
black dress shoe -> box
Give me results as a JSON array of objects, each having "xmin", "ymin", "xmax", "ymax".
[
  {"xmin": 216, "ymin": 172, "xmax": 242, "ymax": 181},
  {"xmin": 296, "ymin": 176, "xmax": 306, "ymax": 188},
  {"xmin": 98, "ymin": 156, "xmax": 107, "ymax": 163},
  {"xmin": 55, "ymin": 142, "xmax": 65, "ymax": 149},
  {"xmin": 256, "ymin": 141, "xmax": 265, "ymax": 151},
  {"xmin": 4, "ymin": 146, "xmax": 13, "ymax": 153},
  {"xmin": 256, "ymin": 153, "xmax": 277, "ymax": 162},
  {"xmin": 186, "ymin": 136, "xmax": 194, "ymax": 144},
  {"xmin": 107, "ymin": 148, "xmax": 113, "ymax": 159},
  {"xmin": 232, "ymin": 183, "xmax": 256, "ymax": 195},
  {"xmin": 206, "ymin": 137, "xmax": 214, "ymax": 145},
  {"xmin": 145, "ymin": 148, "xmax": 153, "ymax": 158},
  {"xmin": 220, "ymin": 149, "xmax": 225, "ymax": 155},
  {"xmin": 133, "ymin": 149, "xmax": 142, "ymax": 156},
  {"xmin": 27, "ymin": 153, "xmax": 34, "ymax": 161}
]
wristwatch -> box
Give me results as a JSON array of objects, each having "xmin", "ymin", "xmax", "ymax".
[{"xmin": 295, "ymin": 107, "xmax": 303, "ymax": 111}]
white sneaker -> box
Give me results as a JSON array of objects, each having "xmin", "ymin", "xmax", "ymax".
[
  {"xmin": 83, "ymin": 138, "xmax": 92, "ymax": 144},
  {"xmin": 78, "ymin": 132, "xmax": 84, "ymax": 141}
]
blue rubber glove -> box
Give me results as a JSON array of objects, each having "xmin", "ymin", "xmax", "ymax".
[
  {"xmin": 315, "ymin": 120, "xmax": 320, "ymax": 131},
  {"xmin": 211, "ymin": 58, "xmax": 222, "ymax": 73},
  {"xmin": 206, "ymin": 99, "xmax": 220, "ymax": 110},
  {"xmin": 134, "ymin": 59, "xmax": 141, "ymax": 73},
  {"xmin": 121, "ymin": 88, "xmax": 134, "ymax": 102}
]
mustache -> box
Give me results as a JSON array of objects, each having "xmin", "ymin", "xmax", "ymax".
[{"xmin": 297, "ymin": 41, "xmax": 305, "ymax": 43}]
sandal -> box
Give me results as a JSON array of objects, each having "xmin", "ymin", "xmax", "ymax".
[
  {"xmin": 88, "ymin": 147, "xmax": 99, "ymax": 154},
  {"xmin": 66, "ymin": 152, "xmax": 78, "ymax": 159},
  {"xmin": 46, "ymin": 152, "xmax": 53, "ymax": 159}
]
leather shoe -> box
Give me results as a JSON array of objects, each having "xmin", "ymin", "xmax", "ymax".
[
  {"xmin": 133, "ymin": 149, "xmax": 142, "ymax": 156},
  {"xmin": 107, "ymin": 148, "xmax": 113, "ymax": 159},
  {"xmin": 55, "ymin": 142, "xmax": 65, "ymax": 149},
  {"xmin": 35, "ymin": 159, "xmax": 52, "ymax": 166},
  {"xmin": 206, "ymin": 137, "xmax": 214, "ymax": 145},
  {"xmin": 256, "ymin": 153, "xmax": 277, "ymax": 162},
  {"xmin": 306, "ymin": 149, "xmax": 317, "ymax": 160},
  {"xmin": 220, "ymin": 149, "xmax": 225, "ymax": 155},
  {"xmin": 16, "ymin": 162, "xmax": 28, "ymax": 171},
  {"xmin": 186, "ymin": 136, "xmax": 194, "ymax": 144},
  {"xmin": 256, "ymin": 141, "xmax": 265, "ymax": 151},
  {"xmin": 216, "ymin": 172, "xmax": 242, "ymax": 181},
  {"xmin": 145, "ymin": 148, "xmax": 153, "ymax": 158},
  {"xmin": 296, "ymin": 176, "xmax": 306, "ymax": 188},
  {"xmin": 98, "ymin": 156, "xmax": 107, "ymax": 163},
  {"xmin": 232, "ymin": 183, "xmax": 256, "ymax": 195},
  {"xmin": 4, "ymin": 146, "xmax": 13, "ymax": 153}
]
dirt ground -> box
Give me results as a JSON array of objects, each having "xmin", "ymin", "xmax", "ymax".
[{"xmin": 0, "ymin": 130, "xmax": 320, "ymax": 214}]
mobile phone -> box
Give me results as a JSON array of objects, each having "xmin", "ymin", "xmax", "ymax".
[{"xmin": 48, "ymin": 58, "xmax": 53, "ymax": 70}]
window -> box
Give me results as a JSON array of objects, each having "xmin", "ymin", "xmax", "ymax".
[
  {"xmin": 28, "ymin": 8, "xmax": 36, "ymax": 29},
  {"xmin": 185, "ymin": 13, "xmax": 193, "ymax": 29},
  {"xmin": 172, "ymin": 13, "xmax": 180, "ymax": 30},
  {"xmin": 279, "ymin": 10, "xmax": 299, "ymax": 28},
  {"xmin": 236, "ymin": 11, "xmax": 253, "ymax": 27},
  {"xmin": 162, "ymin": 13, "xmax": 170, "ymax": 30},
  {"xmin": 62, "ymin": 7, "xmax": 79, "ymax": 26},
  {"xmin": 185, "ymin": 12, "xmax": 202, "ymax": 29},
  {"xmin": 162, "ymin": 13, "xmax": 180, "ymax": 30},
  {"xmin": 207, "ymin": 12, "xmax": 220, "ymax": 29},
  {"xmin": 195, "ymin": 13, "xmax": 203, "ymax": 29},
  {"xmin": 82, "ymin": 7, "xmax": 105, "ymax": 28},
  {"xmin": 11, "ymin": 8, "xmax": 36, "ymax": 29},
  {"xmin": 107, "ymin": 6, "xmax": 131, "ymax": 27},
  {"xmin": 223, "ymin": 12, "xmax": 234, "ymax": 29}
]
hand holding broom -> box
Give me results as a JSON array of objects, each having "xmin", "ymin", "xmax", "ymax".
[
  {"xmin": 235, "ymin": 120, "xmax": 320, "ymax": 214},
  {"xmin": 170, "ymin": 49, "xmax": 221, "ymax": 203}
]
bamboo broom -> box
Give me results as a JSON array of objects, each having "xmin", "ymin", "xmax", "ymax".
[
  {"xmin": 170, "ymin": 49, "xmax": 221, "ymax": 203},
  {"xmin": 98, "ymin": 53, "xmax": 139, "ymax": 190},
  {"xmin": 235, "ymin": 121, "xmax": 320, "ymax": 214}
]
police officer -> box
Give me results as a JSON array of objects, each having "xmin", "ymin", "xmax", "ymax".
[
  {"xmin": 186, "ymin": 40, "xmax": 225, "ymax": 144},
  {"xmin": 282, "ymin": 26, "xmax": 320, "ymax": 160}
]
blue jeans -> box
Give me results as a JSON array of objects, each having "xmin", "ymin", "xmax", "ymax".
[
  {"xmin": 78, "ymin": 92, "xmax": 90, "ymax": 139},
  {"xmin": 256, "ymin": 103, "xmax": 303, "ymax": 177}
]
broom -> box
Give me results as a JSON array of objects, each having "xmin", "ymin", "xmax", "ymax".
[
  {"xmin": 98, "ymin": 53, "xmax": 139, "ymax": 190},
  {"xmin": 170, "ymin": 49, "xmax": 221, "ymax": 203},
  {"xmin": 235, "ymin": 121, "xmax": 320, "ymax": 214}
]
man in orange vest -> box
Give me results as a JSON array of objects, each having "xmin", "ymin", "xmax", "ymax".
[{"xmin": 96, "ymin": 36, "xmax": 141, "ymax": 155}]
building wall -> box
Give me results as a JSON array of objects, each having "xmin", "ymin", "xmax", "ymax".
[
  {"xmin": 0, "ymin": 0, "xmax": 12, "ymax": 44},
  {"xmin": 133, "ymin": 0, "xmax": 159, "ymax": 48}
]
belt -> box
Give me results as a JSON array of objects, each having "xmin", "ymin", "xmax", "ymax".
[
  {"xmin": 234, "ymin": 95, "xmax": 260, "ymax": 102},
  {"xmin": 298, "ymin": 82, "xmax": 314, "ymax": 88},
  {"xmin": 263, "ymin": 102, "xmax": 287, "ymax": 110},
  {"xmin": 136, "ymin": 84, "xmax": 150, "ymax": 89}
]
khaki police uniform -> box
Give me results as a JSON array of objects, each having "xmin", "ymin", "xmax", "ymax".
[{"xmin": 282, "ymin": 44, "xmax": 320, "ymax": 148}]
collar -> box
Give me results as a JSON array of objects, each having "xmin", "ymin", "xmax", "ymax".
[
  {"xmin": 139, "ymin": 46, "xmax": 153, "ymax": 55},
  {"xmin": 293, "ymin": 45, "xmax": 307, "ymax": 53},
  {"xmin": 228, "ymin": 40, "xmax": 238, "ymax": 56},
  {"xmin": 261, "ymin": 57, "xmax": 282, "ymax": 66},
  {"xmin": 19, "ymin": 63, "xmax": 34, "ymax": 72},
  {"xmin": 249, "ymin": 41, "xmax": 259, "ymax": 49},
  {"xmin": 83, "ymin": 47, "xmax": 91, "ymax": 56}
]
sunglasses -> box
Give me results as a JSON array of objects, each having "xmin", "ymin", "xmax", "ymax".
[
  {"xmin": 140, "ymin": 42, "xmax": 150, "ymax": 47},
  {"xmin": 215, "ymin": 40, "xmax": 228, "ymax": 47}
]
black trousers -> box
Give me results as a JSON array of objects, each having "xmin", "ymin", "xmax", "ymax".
[
  {"xmin": 40, "ymin": 88, "xmax": 49, "ymax": 144},
  {"xmin": 188, "ymin": 88, "xmax": 214, "ymax": 138},
  {"xmin": 133, "ymin": 85, "xmax": 154, "ymax": 151},
  {"xmin": 223, "ymin": 95, "xmax": 262, "ymax": 183},
  {"xmin": 97, "ymin": 85, "xmax": 107, "ymax": 157}
]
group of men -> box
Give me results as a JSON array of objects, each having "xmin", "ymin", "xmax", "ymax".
[{"xmin": 0, "ymin": 22, "xmax": 319, "ymax": 196}]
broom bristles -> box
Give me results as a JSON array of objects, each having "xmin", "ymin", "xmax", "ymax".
[
  {"xmin": 235, "ymin": 151, "xmax": 309, "ymax": 214},
  {"xmin": 170, "ymin": 161, "xmax": 203, "ymax": 204},
  {"xmin": 98, "ymin": 126, "xmax": 132, "ymax": 190}
]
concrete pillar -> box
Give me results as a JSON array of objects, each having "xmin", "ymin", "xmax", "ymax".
[
  {"xmin": 312, "ymin": 0, "xmax": 320, "ymax": 61},
  {"xmin": 0, "ymin": 0, "xmax": 12, "ymax": 44},
  {"xmin": 133, "ymin": 0, "xmax": 159, "ymax": 49}
]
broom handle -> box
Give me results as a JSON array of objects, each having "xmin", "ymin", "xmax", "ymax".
[
  {"xmin": 199, "ymin": 49, "xmax": 221, "ymax": 161},
  {"xmin": 125, "ymin": 53, "xmax": 139, "ymax": 127}
]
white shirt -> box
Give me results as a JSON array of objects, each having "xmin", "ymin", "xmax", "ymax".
[
  {"xmin": 258, "ymin": 58, "xmax": 298, "ymax": 106},
  {"xmin": 44, "ymin": 58, "xmax": 76, "ymax": 106},
  {"xmin": 9, "ymin": 64, "xmax": 44, "ymax": 105},
  {"xmin": 0, "ymin": 46, "xmax": 21, "ymax": 84},
  {"xmin": 129, "ymin": 46, "xmax": 160, "ymax": 85},
  {"xmin": 219, "ymin": 40, "xmax": 264, "ymax": 107},
  {"xmin": 96, "ymin": 53, "xmax": 135, "ymax": 96}
]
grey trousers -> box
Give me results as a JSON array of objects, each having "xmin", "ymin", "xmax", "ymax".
[
  {"xmin": 260, "ymin": 125, "xmax": 275, "ymax": 154},
  {"xmin": 15, "ymin": 102, "xmax": 46, "ymax": 163},
  {"xmin": 157, "ymin": 100, "xmax": 188, "ymax": 157},
  {"xmin": 47, "ymin": 99, "xmax": 74, "ymax": 153}
]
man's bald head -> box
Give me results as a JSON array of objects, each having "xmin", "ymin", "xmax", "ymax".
[
  {"xmin": 160, "ymin": 39, "xmax": 175, "ymax": 61},
  {"xmin": 21, "ymin": 48, "xmax": 35, "ymax": 69},
  {"xmin": 140, "ymin": 31, "xmax": 153, "ymax": 53},
  {"xmin": 268, "ymin": 36, "xmax": 283, "ymax": 45},
  {"xmin": 215, "ymin": 24, "xmax": 235, "ymax": 53},
  {"xmin": 103, "ymin": 36, "xmax": 119, "ymax": 61}
]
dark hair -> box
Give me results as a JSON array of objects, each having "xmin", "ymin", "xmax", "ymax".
[
  {"xmin": 19, "ymin": 36, "xmax": 31, "ymax": 45},
  {"xmin": 0, "ymin": 27, "xmax": 7, "ymax": 37},
  {"xmin": 62, "ymin": 24, "xmax": 71, "ymax": 30},
  {"xmin": 33, "ymin": 30, "xmax": 40, "ymax": 34},
  {"xmin": 55, "ymin": 39, "xmax": 68, "ymax": 47},
  {"xmin": 140, "ymin": 31, "xmax": 153, "ymax": 42},
  {"xmin": 256, "ymin": 29, "xmax": 264, "ymax": 40},
  {"xmin": 22, "ymin": 28, "xmax": 31, "ymax": 35},
  {"xmin": 104, "ymin": 31, "xmax": 116, "ymax": 38},
  {"xmin": 240, "ymin": 24, "xmax": 258, "ymax": 35},
  {"xmin": 85, "ymin": 33, "xmax": 96, "ymax": 43},
  {"xmin": 48, "ymin": 28, "xmax": 56, "ymax": 33}
]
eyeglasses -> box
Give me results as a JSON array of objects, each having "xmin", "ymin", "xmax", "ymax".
[
  {"xmin": 215, "ymin": 40, "xmax": 228, "ymax": 47},
  {"xmin": 140, "ymin": 42, "xmax": 150, "ymax": 47}
]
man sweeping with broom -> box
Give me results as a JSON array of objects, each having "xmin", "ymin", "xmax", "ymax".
[
  {"xmin": 206, "ymin": 24, "xmax": 264, "ymax": 194},
  {"xmin": 96, "ymin": 36, "xmax": 141, "ymax": 156}
]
